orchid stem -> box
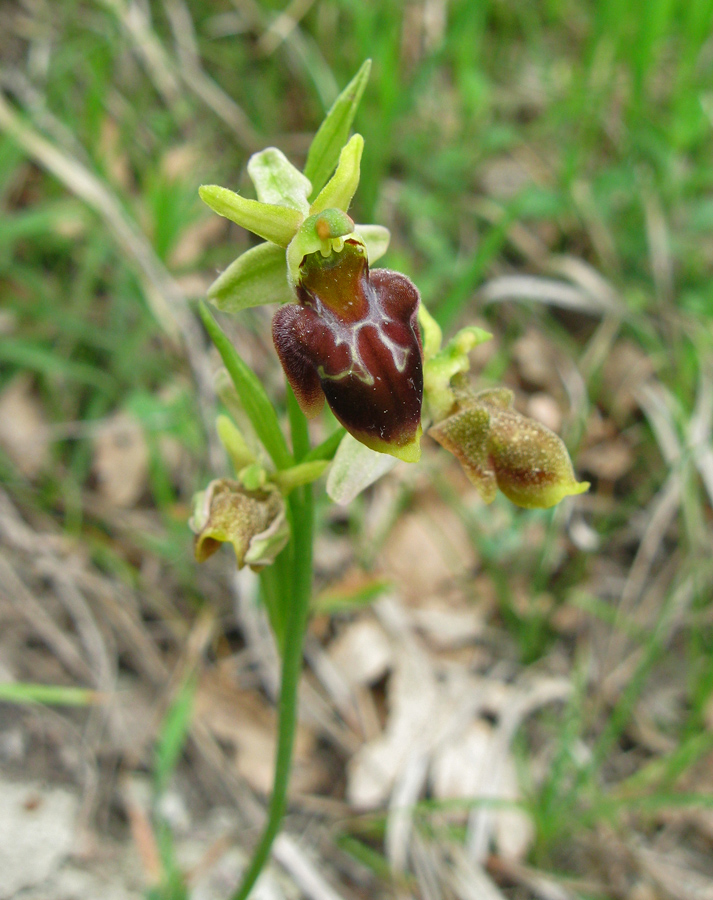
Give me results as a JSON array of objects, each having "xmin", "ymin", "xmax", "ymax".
[{"xmin": 230, "ymin": 393, "xmax": 314, "ymax": 900}]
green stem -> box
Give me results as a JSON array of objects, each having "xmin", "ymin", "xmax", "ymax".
[{"xmin": 230, "ymin": 398, "xmax": 314, "ymax": 900}]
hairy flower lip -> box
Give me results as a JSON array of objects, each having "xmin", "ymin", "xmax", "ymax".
[{"xmin": 273, "ymin": 242, "xmax": 424, "ymax": 463}]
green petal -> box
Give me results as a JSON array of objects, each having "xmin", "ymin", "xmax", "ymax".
[
  {"xmin": 199, "ymin": 184, "xmax": 302, "ymax": 247},
  {"xmin": 304, "ymin": 60, "xmax": 372, "ymax": 197},
  {"xmin": 355, "ymin": 224, "xmax": 391, "ymax": 264},
  {"xmin": 286, "ymin": 209, "xmax": 358, "ymax": 288},
  {"xmin": 310, "ymin": 134, "xmax": 363, "ymax": 215},
  {"xmin": 326, "ymin": 432, "xmax": 398, "ymax": 505},
  {"xmin": 207, "ymin": 241, "xmax": 292, "ymax": 313},
  {"xmin": 247, "ymin": 148, "xmax": 312, "ymax": 216}
]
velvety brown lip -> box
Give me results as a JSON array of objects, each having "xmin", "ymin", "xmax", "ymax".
[{"xmin": 272, "ymin": 243, "xmax": 423, "ymax": 460}]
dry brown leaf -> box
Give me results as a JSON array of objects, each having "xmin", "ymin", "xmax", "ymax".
[
  {"xmin": 512, "ymin": 329, "xmax": 561, "ymax": 393},
  {"xmin": 411, "ymin": 599, "xmax": 484, "ymax": 650},
  {"xmin": 98, "ymin": 117, "xmax": 133, "ymax": 193},
  {"xmin": 92, "ymin": 412, "xmax": 149, "ymax": 508},
  {"xmin": 526, "ymin": 392, "xmax": 563, "ymax": 433},
  {"xmin": 0, "ymin": 375, "xmax": 50, "ymax": 478},
  {"xmin": 194, "ymin": 670, "xmax": 323, "ymax": 797},
  {"xmin": 431, "ymin": 720, "xmax": 534, "ymax": 863},
  {"xmin": 602, "ymin": 341, "xmax": 655, "ymax": 420},
  {"xmin": 170, "ymin": 215, "xmax": 226, "ymax": 269},
  {"xmin": 493, "ymin": 754, "xmax": 535, "ymax": 863},
  {"xmin": 378, "ymin": 499, "xmax": 476, "ymax": 601},
  {"xmin": 347, "ymin": 645, "xmax": 439, "ymax": 810},
  {"xmin": 578, "ymin": 437, "xmax": 634, "ymax": 481},
  {"xmin": 328, "ymin": 618, "xmax": 392, "ymax": 687}
]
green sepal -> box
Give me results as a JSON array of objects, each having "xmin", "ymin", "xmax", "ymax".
[
  {"xmin": 303, "ymin": 60, "xmax": 371, "ymax": 198},
  {"xmin": 274, "ymin": 460, "xmax": 329, "ymax": 494},
  {"xmin": 216, "ymin": 414, "xmax": 256, "ymax": 471},
  {"xmin": 247, "ymin": 148, "xmax": 312, "ymax": 216},
  {"xmin": 310, "ymin": 134, "xmax": 364, "ymax": 215},
  {"xmin": 207, "ymin": 241, "xmax": 292, "ymax": 313},
  {"xmin": 198, "ymin": 184, "xmax": 302, "ymax": 247},
  {"xmin": 199, "ymin": 302, "xmax": 293, "ymax": 470},
  {"xmin": 418, "ymin": 303, "xmax": 443, "ymax": 360},
  {"xmin": 355, "ymin": 224, "xmax": 390, "ymax": 265}
]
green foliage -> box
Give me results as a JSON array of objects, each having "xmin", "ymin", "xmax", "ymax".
[
  {"xmin": 198, "ymin": 302, "xmax": 292, "ymax": 470},
  {"xmin": 153, "ymin": 674, "xmax": 198, "ymax": 796}
]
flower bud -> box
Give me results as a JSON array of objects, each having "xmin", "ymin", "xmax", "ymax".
[
  {"xmin": 272, "ymin": 223, "xmax": 423, "ymax": 463},
  {"xmin": 189, "ymin": 479, "xmax": 289, "ymax": 570},
  {"xmin": 429, "ymin": 388, "xmax": 589, "ymax": 509}
]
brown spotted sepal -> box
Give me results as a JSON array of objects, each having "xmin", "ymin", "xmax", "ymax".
[
  {"xmin": 273, "ymin": 223, "xmax": 423, "ymax": 463},
  {"xmin": 429, "ymin": 387, "xmax": 589, "ymax": 509}
]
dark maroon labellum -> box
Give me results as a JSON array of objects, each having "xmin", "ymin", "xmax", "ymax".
[{"xmin": 272, "ymin": 239, "xmax": 423, "ymax": 461}]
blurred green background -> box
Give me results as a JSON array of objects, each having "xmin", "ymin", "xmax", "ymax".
[{"xmin": 1, "ymin": 0, "xmax": 713, "ymax": 897}]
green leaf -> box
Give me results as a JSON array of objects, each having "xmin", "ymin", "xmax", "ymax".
[
  {"xmin": 198, "ymin": 185, "xmax": 302, "ymax": 247},
  {"xmin": 248, "ymin": 148, "xmax": 312, "ymax": 216},
  {"xmin": 198, "ymin": 302, "xmax": 293, "ymax": 470},
  {"xmin": 355, "ymin": 224, "xmax": 391, "ymax": 264},
  {"xmin": 154, "ymin": 674, "xmax": 197, "ymax": 795},
  {"xmin": 310, "ymin": 134, "xmax": 364, "ymax": 215},
  {"xmin": 303, "ymin": 60, "xmax": 371, "ymax": 198},
  {"xmin": 207, "ymin": 241, "xmax": 292, "ymax": 313},
  {"xmin": 0, "ymin": 682, "xmax": 100, "ymax": 706},
  {"xmin": 326, "ymin": 432, "xmax": 397, "ymax": 505}
]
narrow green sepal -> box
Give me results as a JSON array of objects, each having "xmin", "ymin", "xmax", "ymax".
[
  {"xmin": 216, "ymin": 414, "xmax": 256, "ymax": 471},
  {"xmin": 304, "ymin": 60, "xmax": 372, "ymax": 197},
  {"xmin": 199, "ymin": 184, "xmax": 302, "ymax": 247},
  {"xmin": 310, "ymin": 134, "xmax": 364, "ymax": 215},
  {"xmin": 207, "ymin": 241, "xmax": 292, "ymax": 313},
  {"xmin": 247, "ymin": 148, "xmax": 312, "ymax": 216}
]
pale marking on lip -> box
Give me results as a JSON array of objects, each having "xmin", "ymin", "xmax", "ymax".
[{"xmin": 307, "ymin": 297, "xmax": 413, "ymax": 388}]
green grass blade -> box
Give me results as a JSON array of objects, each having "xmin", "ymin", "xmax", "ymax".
[
  {"xmin": 303, "ymin": 60, "xmax": 371, "ymax": 198},
  {"xmin": 0, "ymin": 682, "xmax": 100, "ymax": 706},
  {"xmin": 198, "ymin": 302, "xmax": 293, "ymax": 470},
  {"xmin": 154, "ymin": 674, "xmax": 198, "ymax": 795},
  {"xmin": 0, "ymin": 339, "xmax": 115, "ymax": 392}
]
